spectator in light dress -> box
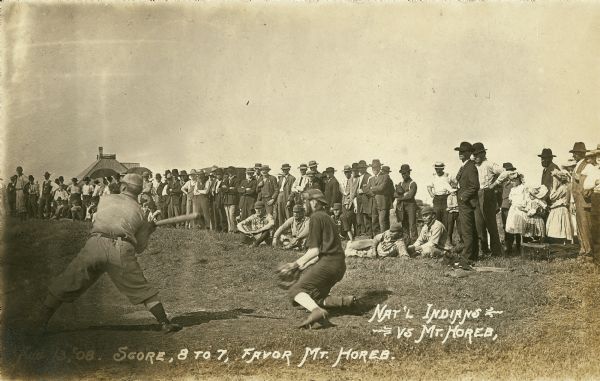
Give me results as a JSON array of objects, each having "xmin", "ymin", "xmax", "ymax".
[{"xmin": 545, "ymin": 169, "xmax": 574, "ymax": 244}]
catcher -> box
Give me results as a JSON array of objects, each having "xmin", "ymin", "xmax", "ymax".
[
  {"xmin": 35, "ymin": 174, "xmax": 182, "ymax": 333},
  {"xmin": 277, "ymin": 189, "xmax": 355, "ymax": 329}
]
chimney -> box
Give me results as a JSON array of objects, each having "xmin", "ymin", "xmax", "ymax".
[{"xmin": 98, "ymin": 146, "xmax": 104, "ymax": 159}]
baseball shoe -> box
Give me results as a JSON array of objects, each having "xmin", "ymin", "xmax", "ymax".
[{"xmin": 298, "ymin": 307, "xmax": 330, "ymax": 329}]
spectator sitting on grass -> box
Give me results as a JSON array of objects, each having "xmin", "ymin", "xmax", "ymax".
[
  {"xmin": 331, "ymin": 203, "xmax": 353, "ymax": 242},
  {"xmin": 237, "ymin": 200, "xmax": 275, "ymax": 247},
  {"xmin": 407, "ymin": 205, "xmax": 448, "ymax": 257},
  {"xmin": 345, "ymin": 222, "xmax": 408, "ymax": 258},
  {"xmin": 272, "ymin": 204, "xmax": 310, "ymax": 250}
]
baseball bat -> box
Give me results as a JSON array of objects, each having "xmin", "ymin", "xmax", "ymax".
[{"xmin": 154, "ymin": 213, "xmax": 200, "ymax": 226}]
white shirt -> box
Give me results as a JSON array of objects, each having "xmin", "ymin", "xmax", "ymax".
[
  {"xmin": 583, "ymin": 164, "xmax": 600, "ymax": 192},
  {"xmin": 279, "ymin": 175, "xmax": 289, "ymax": 192},
  {"xmin": 429, "ymin": 173, "xmax": 454, "ymax": 196},
  {"xmin": 476, "ymin": 159, "xmax": 507, "ymax": 189},
  {"xmin": 82, "ymin": 184, "xmax": 95, "ymax": 196}
]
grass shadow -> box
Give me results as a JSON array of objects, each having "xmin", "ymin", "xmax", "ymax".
[{"xmin": 329, "ymin": 289, "xmax": 393, "ymax": 317}]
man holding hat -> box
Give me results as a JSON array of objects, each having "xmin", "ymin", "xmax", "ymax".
[
  {"xmin": 427, "ymin": 162, "xmax": 454, "ymax": 231},
  {"xmin": 238, "ymin": 168, "xmax": 258, "ymax": 221},
  {"xmin": 278, "ymin": 189, "xmax": 354, "ymax": 328},
  {"xmin": 324, "ymin": 167, "xmax": 342, "ymax": 211},
  {"xmin": 472, "ymin": 142, "xmax": 508, "ymax": 257},
  {"xmin": 276, "ymin": 163, "xmax": 296, "ymax": 228},
  {"xmin": 408, "ymin": 205, "xmax": 448, "ymax": 257},
  {"xmin": 36, "ymin": 173, "xmax": 183, "ymax": 333},
  {"xmin": 454, "ymin": 142, "xmax": 480, "ymax": 260},
  {"xmin": 38, "ymin": 171, "xmax": 54, "ymax": 218},
  {"xmin": 395, "ymin": 164, "xmax": 418, "ymax": 243},
  {"xmin": 273, "ymin": 204, "xmax": 311, "ymax": 249},
  {"xmin": 570, "ymin": 142, "xmax": 593, "ymax": 258},
  {"xmin": 355, "ymin": 160, "xmax": 372, "ymax": 236},
  {"xmin": 237, "ymin": 200, "xmax": 275, "ymax": 247}
]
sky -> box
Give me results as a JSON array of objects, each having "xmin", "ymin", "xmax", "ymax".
[{"xmin": 2, "ymin": 2, "xmax": 599, "ymax": 203}]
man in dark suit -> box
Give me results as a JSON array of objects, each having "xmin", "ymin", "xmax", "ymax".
[
  {"xmin": 394, "ymin": 164, "xmax": 418, "ymax": 243},
  {"xmin": 308, "ymin": 160, "xmax": 324, "ymax": 191},
  {"xmin": 210, "ymin": 168, "xmax": 227, "ymax": 232},
  {"xmin": 356, "ymin": 160, "xmax": 372, "ymax": 236},
  {"xmin": 371, "ymin": 165, "xmax": 395, "ymax": 234},
  {"xmin": 455, "ymin": 142, "xmax": 480, "ymax": 261},
  {"xmin": 364, "ymin": 159, "xmax": 383, "ymax": 237},
  {"xmin": 238, "ymin": 168, "xmax": 258, "ymax": 221},
  {"xmin": 570, "ymin": 142, "xmax": 592, "ymax": 258},
  {"xmin": 276, "ymin": 163, "xmax": 296, "ymax": 228},
  {"xmin": 324, "ymin": 167, "xmax": 342, "ymax": 211},
  {"xmin": 539, "ymin": 148, "xmax": 560, "ymax": 205},
  {"xmin": 223, "ymin": 166, "xmax": 240, "ymax": 233}
]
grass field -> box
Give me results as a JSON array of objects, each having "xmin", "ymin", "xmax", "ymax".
[{"xmin": 2, "ymin": 219, "xmax": 600, "ymax": 380}]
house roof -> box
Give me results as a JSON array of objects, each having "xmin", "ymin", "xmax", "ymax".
[{"xmin": 77, "ymin": 158, "xmax": 128, "ymax": 179}]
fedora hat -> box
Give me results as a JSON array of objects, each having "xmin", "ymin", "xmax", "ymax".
[
  {"xmin": 537, "ymin": 148, "xmax": 556, "ymax": 158},
  {"xmin": 399, "ymin": 164, "xmax": 411, "ymax": 174},
  {"xmin": 298, "ymin": 163, "xmax": 308, "ymax": 170},
  {"xmin": 503, "ymin": 162, "xmax": 516, "ymax": 171},
  {"xmin": 569, "ymin": 142, "xmax": 588, "ymax": 153},
  {"xmin": 254, "ymin": 200, "xmax": 266, "ymax": 209},
  {"xmin": 260, "ymin": 165, "xmax": 271, "ymax": 171},
  {"xmin": 454, "ymin": 142, "xmax": 473, "ymax": 152},
  {"xmin": 306, "ymin": 169, "xmax": 317, "ymax": 176},
  {"xmin": 121, "ymin": 173, "xmax": 143, "ymax": 188},
  {"xmin": 351, "ymin": 163, "xmax": 359, "ymax": 170},
  {"xmin": 308, "ymin": 160, "xmax": 319, "ymax": 167},
  {"xmin": 343, "ymin": 165, "xmax": 352, "ymax": 172},
  {"xmin": 332, "ymin": 203, "xmax": 342, "ymax": 210},
  {"xmin": 292, "ymin": 204, "xmax": 305, "ymax": 213},
  {"xmin": 357, "ymin": 160, "xmax": 368, "ymax": 169},
  {"xmin": 281, "ymin": 163, "xmax": 291, "ymax": 170},
  {"xmin": 433, "ymin": 162, "xmax": 445, "ymax": 169},
  {"xmin": 245, "ymin": 167, "xmax": 255, "ymax": 173},
  {"xmin": 190, "ymin": 169, "xmax": 198, "ymax": 175},
  {"xmin": 472, "ymin": 142, "xmax": 487, "ymax": 154},
  {"xmin": 306, "ymin": 189, "xmax": 328, "ymax": 205},
  {"xmin": 180, "ymin": 170, "xmax": 188, "ymax": 176},
  {"xmin": 371, "ymin": 159, "xmax": 382, "ymax": 168},
  {"xmin": 381, "ymin": 166, "xmax": 391, "ymax": 173},
  {"xmin": 254, "ymin": 163, "xmax": 262, "ymax": 169},
  {"xmin": 325, "ymin": 167, "xmax": 336, "ymax": 173},
  {"xmin": 389, "ymin": 222, "xmax": 403, "ymax": 233}
]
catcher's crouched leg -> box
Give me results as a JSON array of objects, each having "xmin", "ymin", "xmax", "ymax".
[{"xmin": 321, "ymin": 295, "xmax": 357, "ymax": 308}]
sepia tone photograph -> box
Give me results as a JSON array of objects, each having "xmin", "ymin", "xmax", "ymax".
[{"xmin": 1, "ymin": 1, "xmax": 600, "ymax": 379}]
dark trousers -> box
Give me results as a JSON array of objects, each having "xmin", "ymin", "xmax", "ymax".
[
  {"xmin": 212, "ymin": 199, "xmax": 227, "ymax": 232},
  {"xmin": 360, "ymin": 212, "xmax": 372, "ymax": 237},
  {"xmin": 501, "ymin": 207, "xmax": 521, "ymax": 251},
  {"xmin": 378, "ymin": 208, "xmax": 390, "ymax": 235},
  {"xmin": 27, "ymin": 195, "xmax": 39, "ymax": 218},
  {"xmin": 396, "ymin": 203, "xmax": 417, "ymax": 243},
  {"xmin": 371, "ymin": 204, "xmax": 381, "ymax": 237},
  {"xmin": 342, "ymin": 204, "xmax": 357, "ymax": 235},
  {"xmin": 447, "ymin": 211, "xmax": 462, "ymax": 245},
  {"xmin": 459, "ymin": 200, "xmax": 479, "ymax": 260},
  {"xmin": 38, "ymin": 195, "xmax": 52, "ymax": 218},
  {"xmin": 475, "ymin": 189, "xmax": 503, "ymax": 256},
  {"xmin": 433, "ymin": 195, "xmax": 448, "ymax": 229},
  {"xmin": 591, "ymin": 192, "xmax": 600, "ymax": 262}
]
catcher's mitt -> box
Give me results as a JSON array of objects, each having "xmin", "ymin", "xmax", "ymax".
[{"xmin": 276, "ymin": 262, "xmax": 300, "ymax": 290}]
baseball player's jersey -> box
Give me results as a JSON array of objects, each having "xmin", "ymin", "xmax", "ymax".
[{"xmin": 91, "ymin": 194, "xmax": 145, "ymax": 246}]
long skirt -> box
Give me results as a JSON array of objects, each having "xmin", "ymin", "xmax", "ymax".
[
  {"xmin": 288, "ymin": 254, "xmax": 346, "ymax": 304},
  {"xmin": 505, "ymin": 207, "xmax": 527, "ymax": 235},
  {"xmin": 546, "ymin": 206, "xmax": 573, "ymax": 240},
  {"xmin": 15, "ymin": 190, "xmax": 27, "ymax": 213}
]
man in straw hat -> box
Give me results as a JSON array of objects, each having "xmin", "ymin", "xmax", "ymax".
[
  {"xmin": 355, "ymin": 160, "xmax": 372, "ymax": 236},
  {"xmin": 395, "ymin": 164, "xmax": 418, "ymax": 243},
  {"xmin": 277, "ymin": 189, "xmax": 355, "ymax": 328},
  {"xmin": 427, "ymin": 162, "xmax": 454, "ymax": 232},
  {"xmin": 570, "ymin": 142, "xmax": 592, "ymax": 259},
  {"xmin": 36, "ymin": 174, "xmax": 182, "ymax": 333},
  {"xmin": 276, "ymin": 163, "xmax": 296, "ymax": 228},
  {"xmin": 307, "ymin": 160, "xmax": 324, "ymax": 191},
  {"xmin": 454, "ymin": 142, "xmax": 480, "ymax": 260}
]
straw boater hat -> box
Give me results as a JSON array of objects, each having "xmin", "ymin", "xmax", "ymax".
[
  {"xmin": 585, "ymin": 144, "xmax": 600, "ymax": 157},
  {"xmin": 343, "ymin": 165, "xmax": 352, "ymax": 173},
  {"xmin": 433, "ymin": 162, "xmax": 445, "ymax": 169},
  {"xmin": 308, "ymin": 160, "xmax": 319, "ymax": 168},
  {"xmin": 281, "ymin": 163, "xmax": 291, "ymax": 170},
  {"xmin": 298, "ymin": 163, "xmax": 308, "ymax": 170}
]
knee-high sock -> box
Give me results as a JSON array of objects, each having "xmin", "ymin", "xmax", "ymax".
[
  {"xmin": 294, "ymin": 292, "xmax": 319, "ymax": 312},
  {"xmin": 145, "ymin": 299, "xmax": 169, "ymax": 324}
]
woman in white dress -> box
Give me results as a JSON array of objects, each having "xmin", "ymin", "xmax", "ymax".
[
  {"xmin": 523, "ymin": 186, "xmax": 547, "ymax": 241},
  {"xmin": 546, "ymin": 170, "xmax": 573, "ymax": 243}
]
